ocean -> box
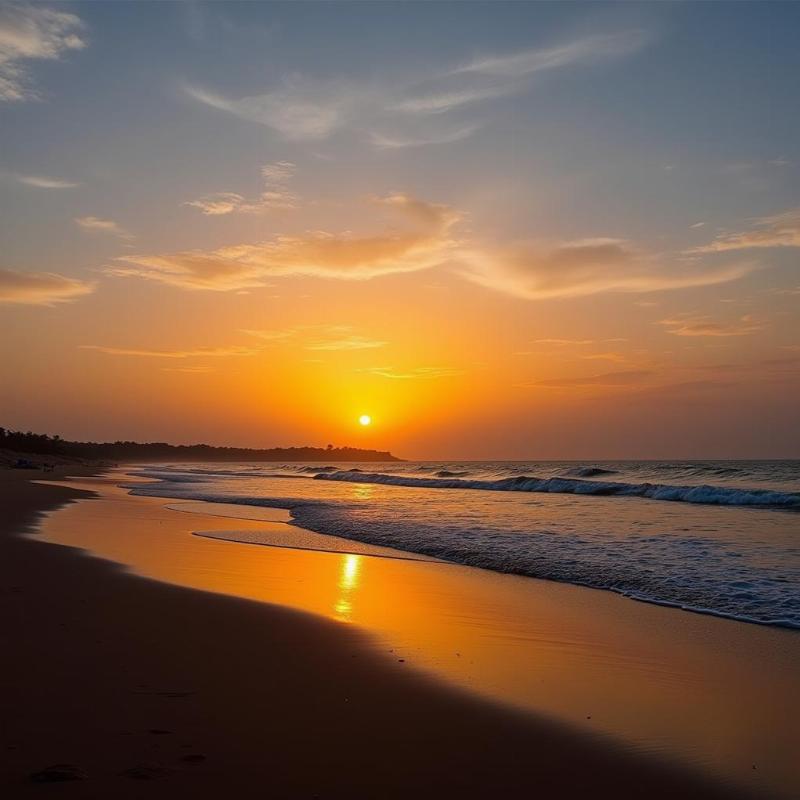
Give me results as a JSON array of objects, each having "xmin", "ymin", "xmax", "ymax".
[{"xmin": 128, "ymin": 460, "xmax": 800, "ymax": 630}]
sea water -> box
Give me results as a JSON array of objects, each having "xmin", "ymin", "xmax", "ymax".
[{"xmin": 127, "ymin": 460, "xmax": 800, "ymax": 629}]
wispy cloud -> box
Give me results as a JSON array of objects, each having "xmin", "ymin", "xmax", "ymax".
[
  {"xmin": 689, "ymin": 208, "xmax": 800, "ymax": 253},
  {"xmin": 185, "ymin": 80, "xmax": 356, "ymax": 141},
  {"xmin": 453, "ymin": 30, "xmax": 647, "ymax": 78},
  {"xmin": 306, "ymin": 334, "xmax": 387, "ymax": 351},
  {"xmin": 242, "ymin": 325, "xmax": 387, "ymax": 352},
  {"xmin": 534, "ymin": 337, "xmax": 628, "ymax": 346},
  {"xmin": 80, "ymin": 344, "xmax": 261, "ymax": 359},
  {"xmin": 0, "ymin": 3, "xmax": 86, "ymax": 102},
  {"xmin": 358, "ymin": 366, "xmax": 464, "ymax": 379},
  {"xmin": 532, "ymin": 369, "xmax": 653, "ymax": 388},
  {"xmin": 108, "ymin": 193, "xmax": 460, "ymax": 290},
  {"xmin": 185, "ymin": 29, "xmax": 649, "ymax": 149},
  {"xmin": 368, "ymin": 124, "xmax": 479, "ymax": 150},
  {"xmin": 162, "ymin": 365, "xmax": 216, "ymax": 374},
  {"xmin": 185, "ymin": 160, "xmax": 298, "ymax": 215},
  {"xmin": 579, "ymin": 352, "xmax": 629, "ymax": 364},
  {"xmin": 457, "ymin": 238, "xmax": 757, "ymax": 299},
  {"xmin": 75, "ymin": 216, "xmax": 133, "ymax": 240},
  {"xmin": 386, "ymin": 86, "xmax": 513, "ymax": 115},
  {"xmin": 0, "ymin": 267, "xmax": 94, "ymax": 305},
  {"xmin": 658, "ymin": 314, "xmax": 766, "ymax": 337},
  {"xmin": 15, "ymin": 173, "xmax": 79, "ymax": 188}
]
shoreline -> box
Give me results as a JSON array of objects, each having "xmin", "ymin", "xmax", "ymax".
[{"xmin": 0, "ymin": 468, "xmax": 786, "ymax": 798}]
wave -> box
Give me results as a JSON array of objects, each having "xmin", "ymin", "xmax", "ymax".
[
  {"xmin": 314, "ymin": 471, "xmax": 800, "ymax": 509},
  {"xmin": 562, "ymin": 466, "xmax": 619, "ymax": 478},
  {"xmin": 128, "ymin": 466, "xmax": 800, "ymax": 629}
]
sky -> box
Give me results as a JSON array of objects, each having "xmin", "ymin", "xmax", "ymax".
[{"xmin": 1, "ymin": 1, "xmax": 798, "ymax": 459}]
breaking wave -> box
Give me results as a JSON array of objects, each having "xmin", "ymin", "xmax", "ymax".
[{"xmin": 314, "ymin": 471, "xmax": 800, "ymax": 509}]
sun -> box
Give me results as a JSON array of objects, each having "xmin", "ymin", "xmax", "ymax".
[{"xmin": 358, "ymin": 414, "xmax": 372, "ymax": 426}]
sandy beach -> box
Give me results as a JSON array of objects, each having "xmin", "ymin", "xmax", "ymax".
[{"xmin": 2, "ymin": 469, "xmax": 797, "ymax": 798}]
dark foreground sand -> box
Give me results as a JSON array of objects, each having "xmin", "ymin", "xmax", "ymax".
[{"xmin": 0, "ymin": 469, "xmax": 759, "ymax": 798}]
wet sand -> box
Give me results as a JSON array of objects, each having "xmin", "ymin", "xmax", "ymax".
[{"xmin": 1, "ymin": 469, "xmax": 793, "ymax": 798}]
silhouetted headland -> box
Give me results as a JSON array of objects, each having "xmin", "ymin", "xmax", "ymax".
[{"xmin": 0, "ymin": 427, "xmax": 402, "ymax": 464}]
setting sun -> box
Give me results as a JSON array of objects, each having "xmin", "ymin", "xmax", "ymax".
[{"xmin": 359, "ymin": 415, "xmax": 372, "ymax": 426}]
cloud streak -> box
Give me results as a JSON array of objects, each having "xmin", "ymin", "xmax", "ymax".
[
  {"xmin": 185, "ymin": 161, "xmax": 298, "ymax": 215},
  {"xmin": 533, "ymin": 369, "xmax": 653, "ymax": 388},
  {"xmin": 358, "ymin": 366, "xmax": 464, "ymax": 379},
  {"xmin": 15, "ymin": 173, "xmax": 79, "ymax": 188},
  {"xmin": 457, "ymin": 238, "xmax": 757, "ymax": 299},
  {"xmin": 108, "ymin": 193, "xmax": 460, "ymax": 290},
  {"xmin": 242, "ymin": 325, "xmax": 387, "ymax": 352},
  {"xmin": 0, "ymin": 3, "xmax": 86, "ymax": 101},
  {"xmin": 689, "ymin": 208, "xmax": 800, "ymax": 253},
  {"xmin": 185, "ymin": 29, "xmax": 649, "ymax": 148},
  {"xmin": 658, "ymin": 314, "xmax": 766, "ymax": 337},
  {"xmin": 452, "ymin": 30, "xmax": 648, "ymax": 78},
  {"xmin": 368, "ymin": 124, "xmax": 479, "ymax": 150},
  {"xmin": 0, "ymin": 267, "xmax": 94, "ymax": 305},
  {"xmin": 75, "ymin": 216, "xmax": 133, "ymax": 240},
  {"xmin": 80, "ymin": 344, "xmax": 261, "ymax": 359},
  {"xmin": 185, "ymin": 81, "xmax": 355, "ymax": 141}
]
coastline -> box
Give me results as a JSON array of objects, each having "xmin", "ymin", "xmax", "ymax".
[{"xmin": 0, "ymin": 468, "xmax": 784, "ymax": 798}]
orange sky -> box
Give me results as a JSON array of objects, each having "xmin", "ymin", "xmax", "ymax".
[{"xmin": 1, "ymin": 3, "xmax": 798, "ymax": 458}]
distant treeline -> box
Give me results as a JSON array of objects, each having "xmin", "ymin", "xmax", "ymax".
[{"xmin": 0, "ymin": 427, "xmax": 401, "ymax": 463}]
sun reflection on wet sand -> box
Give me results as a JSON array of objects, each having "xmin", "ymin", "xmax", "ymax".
[{"xmin": 335, "ymin": 553, "xmax": 362, "ymax": 620}]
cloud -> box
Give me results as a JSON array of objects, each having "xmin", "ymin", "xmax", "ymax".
[
  {"xmin": 186, "ymin": 29, "xmax": 648, "ymax": 149},
  {"xmin": 358, "ymin": 366, "xmax": 464, "ymax": 379},
  {"xmin": 368, "ymin": 124, "xmax": 479, "ymax": 150},
  {"xmin": 185, "ymin": 160, "xmax": 298, "ymax": 215},
  {"xmin": 15, "ymin": 173, "xmax": 79, "ymax": 188},
  {"xmin": 451, "ymin": 31, "xmax": 648, "ymax": 78},
  {"xmin": 162, "ymin": 365, "xmax": 216, "ymax": 374},
  {"xmin": 579, "ymin": 352, "xmax": 629, "ymax": 364},
  {"xmin": 658, "ymin": 314, "xmax": 766, "ymax": 337},
  {"xmin": 457, "ymin": 238, "xmax": 757, "ymax": 299},
  {"xmin": 0, "ymin": 267, "xmax": 94, "ymax": 305},
  {"xmin": 387, "ymin": 86, "xmax": 513, "ymax": 115},
  {"xmin": 259, "ymin": 161, "xmax": 295, "ymax": 183},
  {"xmin": 242, "ymin": 325, "xmax": 387, "ymax": 351},
  {"xmin": 534, "ymin": 338, "xmax": 596, "ymax": 345},
  {"xmin": 533, "ymin": 369, "xmax": 653, "ymax": 388},
  {"xmin": 184, "ymin": 192, "xmax": 247, "ymax": 216},
  {"xmin": 80, "ymin": 344, "xmax": 261, "ymax": 359},
  {"xmin": 763, "ymin": 285, "xmax": 800, "ymax": 297},
  {"xmin": 0, "ymin": 3, "xmax": 86, "ymax": 101},
  {"xmin": 108, "ymin": 193, "xmax": 460, "ymax": 290},
  {"xmin": 306, "ymin": 334, "xmax": 387, "ymax": 351},
  {"xmin": 689, "ymin": 208, "xmax": 800, "ymax": 253},
  {"xmin": 185, "ymin": 81, "xmax": 355, "ymax": 141},
  {"xmin": 75, "ymin": 216, "xmax": 133, "ymax": 240}
]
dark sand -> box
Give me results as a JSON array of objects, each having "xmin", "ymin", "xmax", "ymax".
[{"xmin": 0, "ymin": 469, "xmax": 761, "ymax": 798}]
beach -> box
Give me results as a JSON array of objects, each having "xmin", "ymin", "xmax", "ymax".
[{"xmin": 2, "ymin": 468, "xmax": 797, "ymax": 798}]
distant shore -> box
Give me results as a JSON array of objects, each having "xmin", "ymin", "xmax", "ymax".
[{"xmin": 0, "ymin": 467, "xmax": 773, "ymax": 798}]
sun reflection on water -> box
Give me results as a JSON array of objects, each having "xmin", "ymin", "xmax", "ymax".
[{"xmin": 350, "ymin": 484, "xmax": 375, "ymax": 501}]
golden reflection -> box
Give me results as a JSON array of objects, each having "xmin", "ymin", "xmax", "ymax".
[
  {"xmin": 350, "ymin": 483, "xmax": 375, "ymax": 502},
  {"xmin": 334, "ymin": 553, "xmax": 362, "ymax": 621}
]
